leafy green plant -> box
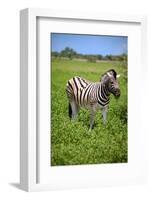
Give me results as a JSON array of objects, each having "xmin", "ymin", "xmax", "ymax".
[{"xmin": 51, "ymin": 59, "xmax": 128, "ymax": 166}]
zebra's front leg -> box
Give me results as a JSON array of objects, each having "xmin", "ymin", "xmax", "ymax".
[
  {"xmin": 89, "ymin": 109, "xmax": 96, "ymax": 131},
  {"xmin": 102, "ymin": 106, "xmax": 108, "ymax": 124}
]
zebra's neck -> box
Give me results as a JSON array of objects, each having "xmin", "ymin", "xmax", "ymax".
[{"xmin": 97, "ymin": 83, "xmax": 110, "ymax": 106}]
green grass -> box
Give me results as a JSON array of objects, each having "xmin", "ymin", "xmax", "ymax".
[{"xmin": 51, "ymin": 59, "xmax": 128, "ymax": 166}]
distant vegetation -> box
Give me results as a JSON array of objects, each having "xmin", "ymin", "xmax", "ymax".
[{"xmin": 52, "ymin": 46, "xmax": 127, "ymax": 63}]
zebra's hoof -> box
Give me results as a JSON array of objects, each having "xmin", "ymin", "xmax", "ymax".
[{"xmin": 88, "ymin": 127, "xmax": 93, "ymax": 132}]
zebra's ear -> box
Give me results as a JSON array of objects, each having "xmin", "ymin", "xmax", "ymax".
[
  {"xmin": 107, "ymin": 72, "xmax": 112, "ymax": 77},
  {"xmin": 117, "ymin": 74, "xmax": 120, "ymax": 78}
]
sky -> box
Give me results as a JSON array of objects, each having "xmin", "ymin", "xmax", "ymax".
[{"xmin": 51, "ymin": 33, "xmax": 127, "ymax": 56}]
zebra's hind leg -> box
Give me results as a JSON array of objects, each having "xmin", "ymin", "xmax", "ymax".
[
  {"xmin": 68, "ymin": 103, "xmax": 72, "ymax": 119},
  {"xmin": 69, "ymin": 100, "xmax": 79, "ymax": 120}
]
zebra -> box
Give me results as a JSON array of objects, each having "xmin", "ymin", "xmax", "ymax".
[{"xmin": 66, "ymin": 69, "xmax": 120, "ymax": 130}]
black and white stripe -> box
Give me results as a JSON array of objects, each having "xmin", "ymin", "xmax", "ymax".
[{"xmin": 66, "ymin": 69, "xmax": 120, "ymax": 129}]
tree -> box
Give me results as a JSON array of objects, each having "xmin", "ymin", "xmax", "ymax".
[
  {"xmin": 51, "ymin": 51, "xmax": 59, "ymax": 58},
  {"xmin": 105, "ymin": 54, "xmax": 113, "ymax": 60},
  {"xmin": 60, "ymin": 47, "xmax": 77, "ymax": 59},
  {"xmin": 97, "ymin": 54, "xmax": 103, "ymax": 60}
]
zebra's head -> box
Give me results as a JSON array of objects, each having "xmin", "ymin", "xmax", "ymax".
[{"xmin": 101, "ymin": 69, "xmax": 120, "ymax": 98}]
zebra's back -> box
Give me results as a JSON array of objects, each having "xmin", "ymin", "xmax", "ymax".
[
  {"xmin": 66, "ymin": 76, "xmax": 90, "ymax": 98},
  {"xmin": 66, "ymin": 76, "xmax": 100, "ymax": 107}
]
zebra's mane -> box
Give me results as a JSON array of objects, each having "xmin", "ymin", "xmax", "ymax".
[{"xmin": 100, "ymin": 69, "xmax": 117, "ymax": 82}]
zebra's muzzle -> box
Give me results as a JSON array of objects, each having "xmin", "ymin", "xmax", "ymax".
[{"xmin": 114, "ymin": 89, "xmax": 120, "ymax": 98}]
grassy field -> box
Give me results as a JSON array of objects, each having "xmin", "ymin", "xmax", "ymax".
[{"xmin": 51, "ymin": 58, "xmax": 128, "ymax": 166}]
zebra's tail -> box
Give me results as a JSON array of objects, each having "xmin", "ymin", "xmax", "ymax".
[{"xmin": 68, "ymin": 103, "xmax": 72, "ymax": 119}]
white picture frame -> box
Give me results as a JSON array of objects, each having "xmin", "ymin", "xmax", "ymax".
[{"xmin": 20, "ymin": 8, "xmax": 148, "ymax": 192}]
